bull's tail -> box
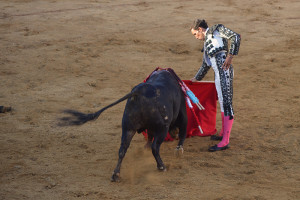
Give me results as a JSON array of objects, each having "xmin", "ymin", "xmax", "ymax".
[{"xmin": 60, "ymin": 92, "xmax": 134, "ymax": 126}]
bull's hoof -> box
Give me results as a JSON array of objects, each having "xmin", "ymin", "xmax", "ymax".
[
  {"xmin": 157, "ymin": 166, "xmax": 167, "ymax": 172},
  {"xmin": 111, "ymin": 173, "xmax": 120, "ymax": 182},
  {"xmin": 174, "ymin": 145, "xmax": 184, "ymax": 157}
]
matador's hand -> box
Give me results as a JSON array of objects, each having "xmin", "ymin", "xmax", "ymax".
[
  {"xmin": 191, "ymin": 77, "xmax": 197, "ymax": 82},
  {"xmin": 222, "ymin": 54, "xmax": 233, "ymax": 70}
]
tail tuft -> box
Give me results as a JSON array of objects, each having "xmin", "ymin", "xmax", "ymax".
[
  {"xmin": 58, "ymin": 109, "xmax": 100, "ymax": 126},
  {"xmin": 58, "ymin": 91, "xmax": 133, "ymax": 127}
]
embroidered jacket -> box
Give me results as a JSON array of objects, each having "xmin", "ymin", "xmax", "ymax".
[{"xmin": 195, "ymin": 24, "xmax": 241, "ymax": 80}]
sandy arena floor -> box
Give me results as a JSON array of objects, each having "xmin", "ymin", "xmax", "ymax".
[{"xmin": 0, "ymin": 0, "xmax": 299, "ymax": 199}]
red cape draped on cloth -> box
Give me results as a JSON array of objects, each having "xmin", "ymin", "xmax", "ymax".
[{"xmin": 143, "ymin": 80, "xmax": 218, "ymax": 141}]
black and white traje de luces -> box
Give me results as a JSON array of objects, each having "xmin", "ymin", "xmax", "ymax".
[{"xmin": 194, "ymin": 24, "xmax": 241, "ymax": 118}]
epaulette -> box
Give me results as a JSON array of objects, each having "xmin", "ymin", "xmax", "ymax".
[{"xmin": 207, "ymin": 24, "xmax": 223, "ymax": 38}]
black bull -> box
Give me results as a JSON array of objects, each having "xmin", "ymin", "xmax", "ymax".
[{"xmin": 61, "ymin": 70, "xmax": 188, "ymax": 182}]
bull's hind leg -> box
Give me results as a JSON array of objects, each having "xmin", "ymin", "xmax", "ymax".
[
  {"xmin": 111, "ymin": 129, "xmax": 135, "ymax": 182},
  {"xmin": 151, "ymin": 129, "xmax": 168, "ymax": 171}
]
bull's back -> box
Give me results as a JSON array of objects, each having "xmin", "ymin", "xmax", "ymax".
[{"xmin": 135, "ymin": 71, "xmax": 182, "ymax": 110}]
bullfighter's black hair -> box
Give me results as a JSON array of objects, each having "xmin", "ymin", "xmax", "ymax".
[{"xmin": 193, "ymin": 19, "xmax": 208, "ymax": 30}]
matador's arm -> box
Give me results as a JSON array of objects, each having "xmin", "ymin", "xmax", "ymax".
[
  {"xmin": 217, "ymin": 24, "xmax": 241, "ymax": 56},
  {"xmin": 194, "ymin": 60, "xmax": 211, "ymax": 81}
]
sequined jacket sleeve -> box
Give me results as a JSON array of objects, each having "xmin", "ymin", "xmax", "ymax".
[
  {"xmin": 195, "ymin": 59, "xmax": 211, "ymax": 81},
  {"xmin": 217, "ymin": 24, "xmax": 241, "ymax": 55}
]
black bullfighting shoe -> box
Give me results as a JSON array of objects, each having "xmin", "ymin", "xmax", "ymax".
[
  {"xmin": 210, "ymin": 135, "xmax": 223, "ymax": 141},
  {"xmin": 208, "ymin": 144, "xmax": 230, "ymax": 152}
]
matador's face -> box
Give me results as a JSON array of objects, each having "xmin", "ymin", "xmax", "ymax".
[{"xmin": 191, "ymin": 28, "xmax": 205, "ymax": 41}]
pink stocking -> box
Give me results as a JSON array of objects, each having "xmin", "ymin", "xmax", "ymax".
[{"xmin": 217, "ymin": 116, "xmax": 234, "ymax": 147}]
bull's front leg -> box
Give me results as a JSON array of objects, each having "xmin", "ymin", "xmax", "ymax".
[
  {"xmin": 175, "ymin": 111, "xmax": 187, "ymax": 156},
  {"xmin": 111, "ymin": 129, "xmax": 135, "ymax": 182}
]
